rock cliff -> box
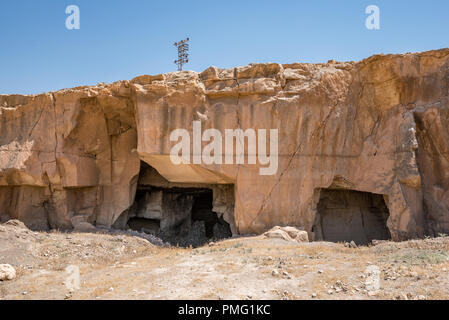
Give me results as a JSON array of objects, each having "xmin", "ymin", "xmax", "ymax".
[{"xmin": 1, "ymin": 48, "xmax": 449, "ymax": 242}]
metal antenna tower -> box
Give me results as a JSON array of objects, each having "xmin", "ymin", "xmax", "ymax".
[{"xmin": 174, "ymin": 37, "xmax": 190, "ymax": 71}]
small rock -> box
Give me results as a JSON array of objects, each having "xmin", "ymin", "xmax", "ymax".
[
  {"xmin": 0, "ymin": 264, "xmax": 16, "ymax": 281},
  {"xmin": 318, "ymin": 270, "xmax": 323, "ymax": 274},
  {"xmin": 311, "ymin": 293, "xmax": 317, "ymax": 298},
  {"xmin": 272, "ymin": 269, "xmax": 279, "ymax": 277},
  {"xmin": 349, "ymin": 241, "xmax": 357, "ymax": 248},
  {"xmin": 4, "ymin": 219, "xmax": 28, "ymax": 229},
  {"xmin": 327, "ymin": 290, "xmax": 333, "ymax": 295},
  {"xmin": 71, "ymin": 216, "xmax": 97, "ymax": 233},
  {"xmin": 263, "ymin": 226, "xmax": 309, "ymax": 243},
  {"xmin": 368, "ymin": 290, "xmax": 379, "ymax": 296}
]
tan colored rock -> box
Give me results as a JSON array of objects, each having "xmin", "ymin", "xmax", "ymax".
[
  {"xmin": 264, "ymin": 226, "xmax": 309, "ymax": 243},
  {"xmin": 1, "ymin": 49, "xmax": 449, "ymax": 242},
  {"xmin": 73, "ymin": 222, "xmax": 97, "ymax": 233},
  {"xmin": 264, "ymin": 228, "xmax": 293, "ymax": 242},
  {"xmin": 0, "ymin": 264, "xmax": 16, "ymax": 281},
  {"xmin": 3, "ymin": 219, "xmax": 28, "ymax": 229},
  {"xmin": 281, "ymin": 226, "xmax": 309, "ymax": 242},
  {"xmin": 71, "ymin": 216, "xmax": 97, "ymax": 232}
]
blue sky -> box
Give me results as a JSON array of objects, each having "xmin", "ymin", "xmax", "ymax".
[{"xmin": 1, "ymin": 0, "xmax": 448, "ymax": 94}]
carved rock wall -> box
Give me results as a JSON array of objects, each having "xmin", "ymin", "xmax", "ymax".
[{"xmin": 1, "ymin": 49, "xmax": 449, "ymax": 240}]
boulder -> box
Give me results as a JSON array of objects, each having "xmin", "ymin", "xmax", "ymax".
[
  {"xmin": 73, "ymin": 222, "xmax": 98, "ymax": 233},
  {"xmin": 3, "ymin": 219, "xmax": 28, "ymax": 229},
  {"xmin": 0, "ymin": 264, "xmax": 16, "ymax": 281},
  {"xmin": 264, "ymin": 226, "xmax": 309, "ymax": 243},
  {"xmin": 71, "ymin": 216, "xmax": 97, "ymax": 232}
]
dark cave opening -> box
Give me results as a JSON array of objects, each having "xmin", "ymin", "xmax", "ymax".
[
  {"xmin": 119, "ymin": 161, "xmax": 233, "ymax": 247},
  {"xmin": 128, "ymin": 217, "xmax": 161, "ymax": 234},
  {"xmin": 191, "ymin": 189, "xmax": 220, "ymax": 238},
  {"xmin": 313, "ymin": 189, "xmax": 391, "ymax": 245}
]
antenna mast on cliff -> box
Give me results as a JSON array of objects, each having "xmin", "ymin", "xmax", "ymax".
[{"xmin": 174, "ymin": 37, "xmax": 190, "ymax": 71}]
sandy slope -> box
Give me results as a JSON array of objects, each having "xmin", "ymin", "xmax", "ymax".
[{"xmin": 1, "ymin": 221, "xmax": 448, "ymax": 300}]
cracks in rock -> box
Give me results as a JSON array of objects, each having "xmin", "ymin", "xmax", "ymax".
[
  {"xmin": 233, "ymin": 69, "xmax": 243, "ymax": 176},
  {"xmin": 28, "ymin": 105, "xmax": 45, "ymax": 137},
  {"xmin": 49, "ymin": 93, "xmax": 59, "ymax": 161},
  {"xmin": 445, "ymin": 64, "xmax": 449, "ymax": 97},
  {"xmin": 250, "ymin": 101, "xmax": 340, "ymax": 228},
  {"xmin": 414, "ymin": 107, "xmax": 449, "ymax": 157},
  {"xmin": 363, "ymin": 113, "xmax": 383, "ymax": 150},
  {"xmin": 42, "ymin": 172, "xmax": 55, "ymax": 228},
  {"xmin": 48, "ymin": 92, "xmax": 63, "ymax": 214},
  {"xmin": 0, "ymin": 149, "xmax": 97, "ymax": 158},
  {"xmin": 99, "ymin": 98, "xmax": 115, "ymax": 187}
]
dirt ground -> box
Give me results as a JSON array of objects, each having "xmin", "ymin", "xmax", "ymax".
[{"xmin": 1, "ymin": 220, "xmax": 448, "ymax": 300}]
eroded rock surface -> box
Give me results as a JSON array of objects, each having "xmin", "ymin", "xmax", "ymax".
[
  {"xmin": 264, "ymin": 226, "xmax": 309, "ymax": 243},
  {"xmin": 1, "ymin": 49, "xmax": 449, "ymax": 241}
]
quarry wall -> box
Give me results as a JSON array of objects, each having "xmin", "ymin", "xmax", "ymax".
[{"xmin": 1, "ymin": 49, "xmax": 449, "ymax": 241}]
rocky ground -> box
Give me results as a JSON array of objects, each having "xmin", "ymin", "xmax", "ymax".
[{"xmin": 0, "ymin": 220, "xmax": 448, "ymax": 300}]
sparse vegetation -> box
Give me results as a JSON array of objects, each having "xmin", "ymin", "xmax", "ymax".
[{"xmin": 1, "ymin": 223, "xmax": 449, "ymax": 300}]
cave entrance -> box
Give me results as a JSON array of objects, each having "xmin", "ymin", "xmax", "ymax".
[
  {"xmin": 120, "ymin": 161, "xmax": 234, "ymax": 247},
  {"xmin": 189, "ymin": 189, "xmax": 233, "ymax": 240},
  {"xmin": 313, "ymin": 189, "xmax": 391, "ymax": 245}
]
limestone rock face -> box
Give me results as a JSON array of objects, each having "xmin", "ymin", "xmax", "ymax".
[
  {"xmin": 0, "ymin": 82, "xmax": 139, "ymax": 231},
  {"xmin": 1, "ymin": 49, "xmax": 449, "ymax": 241}
]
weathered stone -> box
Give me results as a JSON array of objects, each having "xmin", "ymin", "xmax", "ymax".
[
  {"xmin": 0, "ymin": 264, "xmax": 16, "ymax": 281},
  {"xmin": 0, "ymin": 49, "xmax": 449, "ymax": 242},
  {"xmin": 136, "ymin": 191, "xmax": 163, "ymax": 220},
  {"xmin": 3, "ymin": 219, "xmax": 28, "ymax": 229},
  {"xmin": 73, "ymin": 221, "xmax": 98, "ymax": 233},
  {"xmin": 264, "ymin": 226, "xmax": 309, "ymax": 243}
]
